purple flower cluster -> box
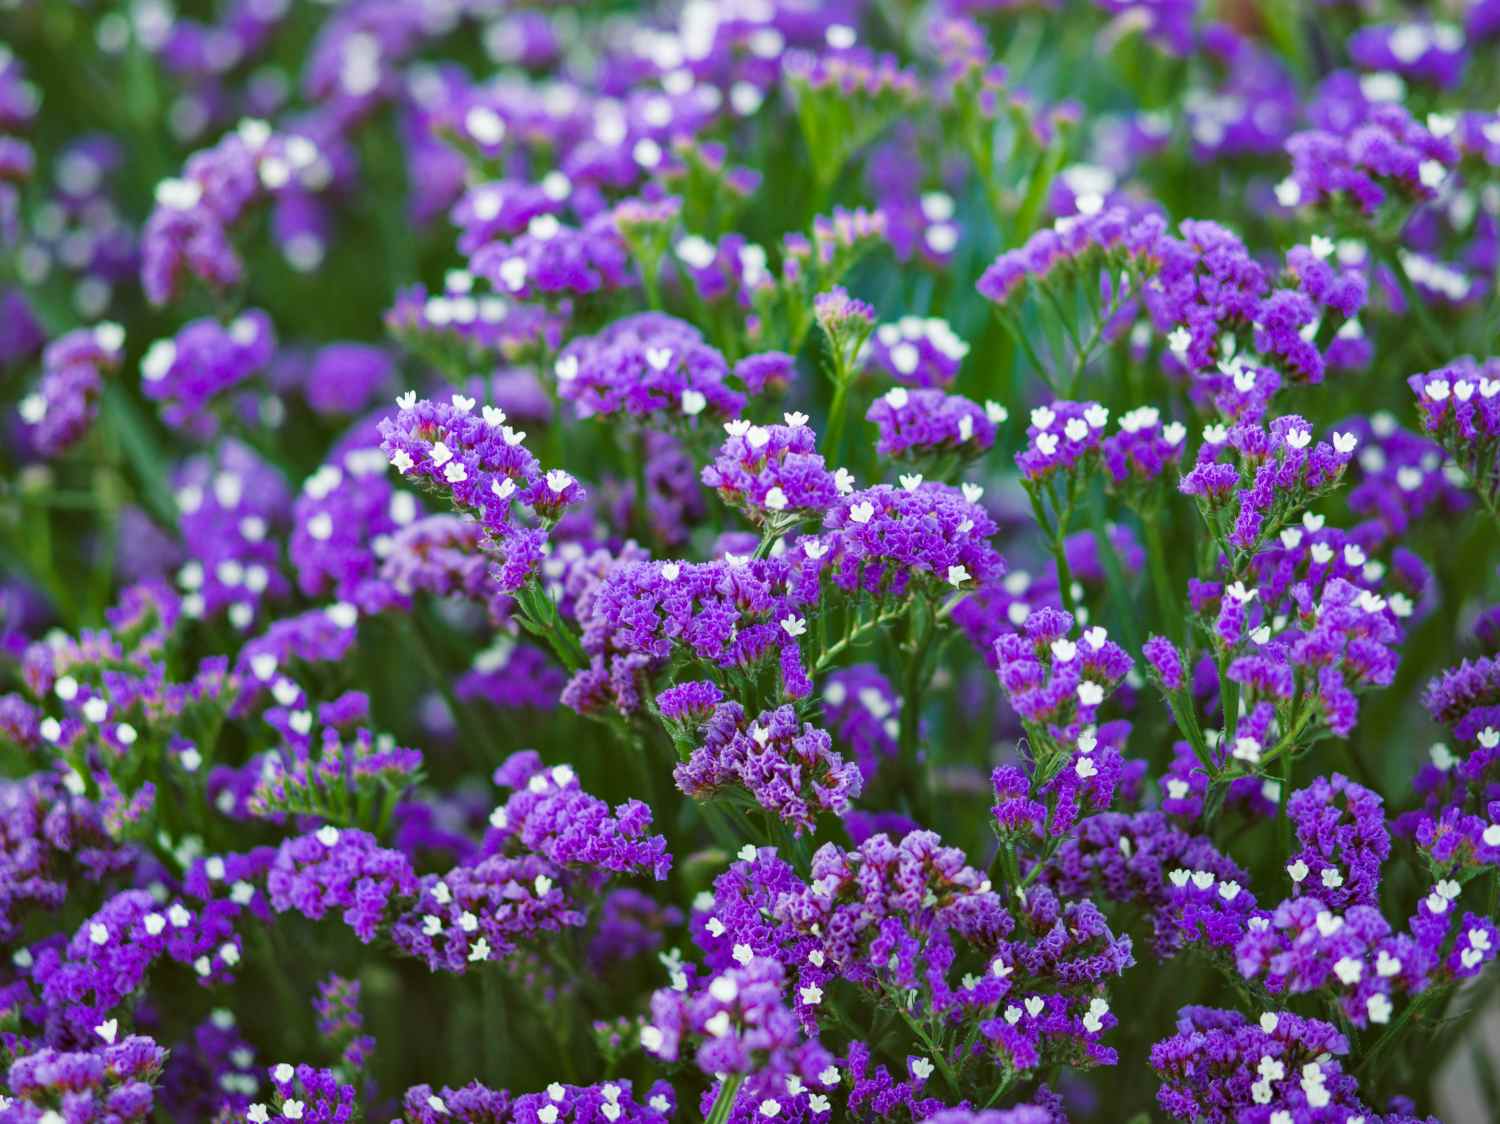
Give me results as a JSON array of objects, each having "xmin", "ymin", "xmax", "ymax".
[
  {"xmin": 11, "ymin": 1, "xmax": 1500, "ymax": 1117},
  {"xmin": 379, "ymin": 392, "xmax": 584, "ymax": 593},
  {"xmin": 555, "ymin": 312, "xmax": 744, "ymax": 422},
  {"xmin": 1180, "ymin": 414, "xmax": 1356, "ymax": 555},
  {"xmin": 817, "ymin": 482, "xmax": 1002, "ymax": 597},
  {"xmin": 675, "ymin": 702, "xmax": 862, "ymax": 834},
  {"xmin": 1284, "ymin": 100, "xmax": 1459, "ymax": 216},
  {"xmin": 18, "ymin": 322, "xmax": 124, "ymax": 456},
  {"xmin": 701, "ymin": 417, "xmax": 838, "ymax": 522},
  {"xmin": 1015, "ymin": 400, "xmax": 1107, "ymax": 481},
  {"xmin": 566, "ymin": 552, "xmax": 819, "ymax": 718},
  {"xmin": 1409, "ymin": 356, "xmax": 1500, "ymax": 510},
  {"xmin": 994, "ymin": 608, "xmax": 1133, "ymax": 736},
  {"xmin": 865, "ymin": 388, "xmax": 1000, "ymax": 461},
  {"xmin": 140, "ymin": 309, "xmax": 275, "ymax": 433},
  {"xmin": 864, "ymin": 317, "xmax": 969, "ymax": 388},
  {"xmin": 1151, "ymin": 1007, "xmax": 1387, "ymax": 1123}
]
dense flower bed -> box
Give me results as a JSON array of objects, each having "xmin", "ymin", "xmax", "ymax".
[{"xmin": 3, "ymin": 1, "xmax": 1500, "ymax": 1121}]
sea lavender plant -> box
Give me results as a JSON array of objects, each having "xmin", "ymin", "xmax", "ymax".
[{"xmin": 5, "ymin": 4, "xmax": 1500, "ymax": 1121}]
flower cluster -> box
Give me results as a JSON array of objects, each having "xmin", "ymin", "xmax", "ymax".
[
  {"xmin": 9, "ymin": 2, "xmax": 1500, "ymax": 1120},
  {"xmin": 674, "ymin": 702, "xmax": 862, "ymax": 834}
]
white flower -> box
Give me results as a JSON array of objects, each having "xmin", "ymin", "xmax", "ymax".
[
  {"xmin": 764, "ymin": 486, "xmax": 789, "ymax": 511},
  {"xmin": 1287, "ymin": 860, "xmax": 1309, "ymax": 883},
  {"xmin": 780, "ymin": 615, "xmax": 808, "ymax": 638},
  {"xmin": 282, "ymin": 1101, "xmax": 305, "ymax": 1120},
  {"xmin": 732, "ymin": 942, "xmax": 754, "ymax": 965},
  {"xmin": 848, "ymin": 501, "xmax": 875, "ymax": 524},
  {"xmin": 834, "ymin": 468, "xmax": 856, "ymax": 495},
  {"xmin": 910, "ymin": 1058, "xmax": 934, "ymax": 1081},
  {"xmin": 680, "ymin": 389, "xmax": 708, "ymax": 415},
  {"xmin": 899, "ymin": 473, "xmax": 924, "ymax": 492},
  {"xmin": 800, "ymin": 985, "xmax": 823, "ymax": 1005},
  {"xmin": 1331, "ymin": 431, "xmax": 1357, "ymax": 454},
  {"xmin": 1077, "ymin": 681, "xmax": 1104, "ymax": 706},
  {"xmin": 1366, "ymin": 994, "xmax": 1393, "ymax": 1024},
  {"xmin": 947, "ymin": 564, "xmax": 970, "ymax": 587},
  {"xmin": 317, "ymin": 825, "xmax": 341, "ymax": 848},
  {"xmin": 95, "ymin": 1018, "xmax": 118, "ymax": 1044},
  {"xmin": 1075, "ymin": 756, "xmax": 1099, "ymax": 779}
]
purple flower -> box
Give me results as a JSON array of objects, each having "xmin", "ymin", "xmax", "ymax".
[
  {"xmin": 554, "ymin": 312, "xmax": 744, "ymax": 422},
  {"xmin": 865, "ymin": 387, "xmax": 999, "ymax": 460},
  {"xmin": 18, "ymin": 323, "xmax": 124, "ymax": 456},
  {"xmin": 675, "ymin": 702, "xmax": 862, "ymax": 834},
  {"xmin": 864, "ymin": 317, "xmax": 969, "ymax": 387},
  {"xmin": 701, "ymin": 417, "xmax": 838, "ymax": 521}
]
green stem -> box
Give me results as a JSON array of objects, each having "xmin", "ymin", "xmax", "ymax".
[
  {"xmin": 1141, "ymin": 515, "xmax": 1181, "ymax": 643},
  {"xmin": 895, "ymin": 1005, "xmax": 962, "ymax": 1098},
  {"xmin": 1277, "ymin": 751, "xmax": 1294, "ymax": 857},
  {"xmin": 703, "ymin": 1074, "xmax": 746, "ymax": 1124},
  {"xmin": 1378, "ymin": 245, "xmax": 1447, "ymax": 359},
  {"xmin": 825, "ymin": 376, "xmax": 853, "ymax": 466},
  {"xmin": 813, "ymin": 602, "xmax": 909, "ymax": 675}
]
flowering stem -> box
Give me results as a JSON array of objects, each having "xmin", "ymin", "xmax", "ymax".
[
  {"xmin": 813, "ymin": 602, "xmax": 909, "ymax": 674},
  {"xmin": 899, "ymin": 606, "xmax": 938, "ymax": 822},
  {"xmin": 630, "ymin": 429, "xmax": 654, "ymax": 548},
  {"xmin": 825, "ymin": 375, "xmax": 853, "ymax": 465},
  {"xmin": 1141, "ymin": 516, "xmax": 1181, "ymax": 643},
  {"xmin": 1277, "ymin": 751, "xmax": 1294, "ymax": 856},
  {"xmin": 1377, "ymin": 244, "xmax": 1447, "ymax": 360},
  {"xmin": 992, "ymin": 309, "xmax": 1051, "ymax": 382},
  {"xmin": 481, "ymin": 968, "xmax": 502, "ymax": 1081},
  {"xmin": 1355, "ymin": 986, "xmax": 1447, "ymax": 1078},
  {"xmin": 703, "ymin": 1074, "xmax": 745, "ymax": 1124},
  {"xmin": 894, "ymin": 1004, "xmax": 962, "ymax": 1097}
]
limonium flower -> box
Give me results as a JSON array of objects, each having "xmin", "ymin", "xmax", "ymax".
[
  {"xmin": 553, "ymin": 312, "xmax": 745, "ymax": 422},
  {"xmin": 701, "ymin": 417, "xmax": 838, "ymax": 523},
  {"xmin": 674, "ymin": 702, "xmax": 862, "ymax": 834},
  {"xmin": 1408, "ymin": 356, "xmax": 1500, "ymax": 514},
  {"xmin": 18, "ymin": 321, "xmax": 124, "ymax": 456},
  {"xmin": 864, "ymin": 387, "xmax": 999, "ymax": 461},
  {"xmin": 12, "ymin": 3, "xmax": 1500, "ymax": 1117}
]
